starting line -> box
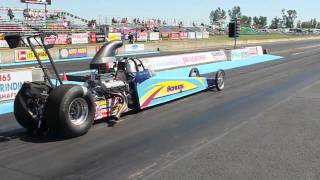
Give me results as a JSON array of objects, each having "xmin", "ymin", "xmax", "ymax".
[{"xmin": 0, "ymin": 54, "xmax": 282, "ymax": 115}]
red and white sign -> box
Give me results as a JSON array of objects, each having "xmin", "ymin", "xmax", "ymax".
[
  {"xmin": 0, "ymin": 71, "xmax": 32, "ymax": 101},
  {"xmin": 90, "ymin": 32, "xmax": 97, "ymax": 43},
  {"xmin": 71, "ymin": 33, "xmax": 89, "ymax": 44},
  {"xmin": 180, "ymin": 32, "xmax": 188, "ymax": 39},
  {"xmin": 56, "ymin": 34, "xmax": 69, "ymax": 45},
  {"xmin": 170, "ymin": 32, "xmax": 180, "ymax": 40},
  {"xmin": 44, "ymin": 35, "xmax": 57, "ymax": 45}
]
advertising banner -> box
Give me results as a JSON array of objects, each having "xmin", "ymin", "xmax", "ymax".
[
  {"xmin": 0, "ymin": 70, "xmax": 33, "ymax": 101},
  {"xmin": 56, "ymin": 34, "xmax": 69, "ymax": 45},
  {"xmin": 108, "ymin": 33, "xmax": 122, "ymax": 41},
  {"xmin": 170, "ymin": 32, "xmax": 180, "ymax": 40},
  {"xmin": 137, "ymin": 32, "xmax": 148, "ymax": 41},
  {"xmin": 0, "ymin": 40, "xmax": 9, "ymax": 48},
  {"xmin": 161, "ymin": 32, "xmax": 170, "ymax": 40},
  {"xmin": 143, "ymin": 51, "xmax": 226, "ymax": 71},
  {"xmin": 125, "ymin": 44, "xmax": 145, "ymax": 52},
  {"xmin": 90, "ymin": 32, "xmax": 97, "ymax": 43},
  {"xmin": 202, "ymin": 32, "xmax": 210, "ymax": 39},
  {"xmin": 180, "ymin": 32, "xmax": 188, "ymax": 39},
  {"xmin": 195, "ymin": 32, "xmax": 203, "ymax": 39},
  {"xmin": 44, "ymin": 35, "xmax": 57, "ymax": 45},
  {"xmin": 21, "ymin": 0, "xmax": 51, "ymax": 5},
  {"xmin": 96, "ymin": 33, "xmax": 106, "ymax": 43},
  {"xmin": 245, "ymin": 47, "xmax": 259, "ymax": 57},
  {"xmin": 188, "ymin": 32, "xmax": 196, "ymax": 39},
  {"xmin": 71, "ymin": 33, "xmax": 89, "ymax": 44},
  {"xmin": 257, "ymin": 46, "xmax": 264, "ymax": 56},
  {"xmin": 59, "ymin": 47, "xmax": 87, "ymax": 59},
  {"xmin": 149, "ymin": 32, "xmax": 160, "ymax": 41},
  {"xmin": 15, "ymin": 49, "xmax": 48, "ymax": 62}
]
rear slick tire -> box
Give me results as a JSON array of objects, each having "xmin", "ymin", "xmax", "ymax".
[{"xmin": 44, "ymin": 84, "xmax": 95, "ymax": 138}]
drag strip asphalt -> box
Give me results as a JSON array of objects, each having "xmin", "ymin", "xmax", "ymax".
[{"xmin": 0, "ymin": 40, "xmax": 320, "ymax": 179}]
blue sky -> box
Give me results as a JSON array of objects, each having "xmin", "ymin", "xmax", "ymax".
[{"xmin": 1, "ymin": 0, "xmax": 319, "ymax": 24}]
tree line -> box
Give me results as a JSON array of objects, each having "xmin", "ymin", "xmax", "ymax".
[{"xmin": 209, "ymin": 6, "xmax": 318, "ymax": 29}]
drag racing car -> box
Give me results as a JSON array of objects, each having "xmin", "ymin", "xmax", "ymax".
[{"xmin": 5, "ymin": 34, "xmax": 226, "ymax": 138}]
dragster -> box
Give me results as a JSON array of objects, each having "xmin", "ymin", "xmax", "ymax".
[{"xmin": 5, "ymin": 34, "xmax": 225, "ymax": 138}]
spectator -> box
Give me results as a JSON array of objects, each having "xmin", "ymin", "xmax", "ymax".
[
  {"xmin": 7, "ymin": 8, "xmax": 14, "ymax": 20},
  {"xmin": 128, "ymin": 32, "xmax": 134, "ymax": 44}
]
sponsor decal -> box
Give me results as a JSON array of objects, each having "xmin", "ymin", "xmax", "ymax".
[
  {"xmin": 59, "ymin": 47, "xmax": 87, "ymax": 59},
  {"xmin": 0, "ymin": 71, "xmax": 32, "ymax": 101},
  {"xmin": 15, "ymin": 49, "xmax": 48, "ymax": 62},
  {"xmin": 139, "ymin": 81, "xmax": 197, "ymax": 108}
]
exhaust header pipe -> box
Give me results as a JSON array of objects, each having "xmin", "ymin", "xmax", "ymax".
[{"xmin": 90, "ymin": 41, "xmax": 123, "ymax": 73}]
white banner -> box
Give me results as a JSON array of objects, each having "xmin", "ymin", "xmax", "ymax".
[
  {"xmin": 202, "ymin": 32, "xmax": 210, "ymax": 39},
  {"xmin": 125, "ymin": 44, "xmax": 145, "ymax": 52},
  {"xmin": 149, "ymin": 32, "xmax": 160, "ymax": 41},
  {"xmin": 196, "ymin": 32, "xmax": 203, "ymax": 39},
  {"xmin": 231, "ymin": 46, "xmax": 261, "ymax": 60},
  {"xmin": 245, "ymin": 47, "xmax": 259, "ymax": 57},
  {"xmin": 143, "ymin": 51, "xmax": 227, "ymax": 71},
  {"xmin": 257, "ymin": 46, "xmax": 264, "ymax": 56},
  {"xmin": 188, "ymin": 32, "xmax": 196, "ymax": 39},
  {"xmin": 0, "ymin": 71, "xmax": 33, "ymax": 101},
  {"xmin": 0, "ymin": 40, "xmax": 9, "ymax": 48},
  {"xmin": 71, "ymin": 33, "xmax": 89, "ymax": 44}
]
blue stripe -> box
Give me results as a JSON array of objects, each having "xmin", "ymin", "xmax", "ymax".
[{"xmin": 0, "ymin": 102, "xmax": 14, "ymax": 115}]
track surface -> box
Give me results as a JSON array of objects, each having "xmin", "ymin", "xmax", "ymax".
[{"xmin": 0, "ymin": 40, "xmax": 320, "ymax": 179}]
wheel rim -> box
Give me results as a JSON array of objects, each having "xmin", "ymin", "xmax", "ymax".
[
  {"xmin": 217, "ymin": 71, "xmax": 225, "ymax": 89},
  {"xmin": 68, "ymin": 98, "xmax": 89, "ymax": 126}
]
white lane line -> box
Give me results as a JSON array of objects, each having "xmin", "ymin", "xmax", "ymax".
[{"xmin": 292, "ymin": 52, "xmax": 305, "ymax": 56}]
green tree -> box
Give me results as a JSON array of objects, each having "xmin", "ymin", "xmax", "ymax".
[
  {"xmin": 270, "ymin": 17, "xmax": 281, "ymax": 29},
  {"xmin": 253, "ymin": 16, "xmax": 267, "ymax": 29},
  {"xmin": 241, "ymin": 15, "xmax": 252, "ymax": 27},
  {"xmin": 209, "ymin": 7, "xmax": 227, "ymax": 27},
  {"xmin": 228, "ymin": 6, "xmax": 241, "ymax": 20},
  {"xmin": 281, "ymin": 9, "xmax": 298, "ymax": 28},
  {"xmin": 296, "ymin": 20, "xmax": 301, "ymax": 28}
]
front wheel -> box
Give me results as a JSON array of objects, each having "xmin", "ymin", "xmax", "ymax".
[
  {"xmin": 44, "ymin": 84, "xmax": 95, "ymax": 138},
  {"xmin": 215, "ymin": 70, "xmax": 226, "ymax": 91}
]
